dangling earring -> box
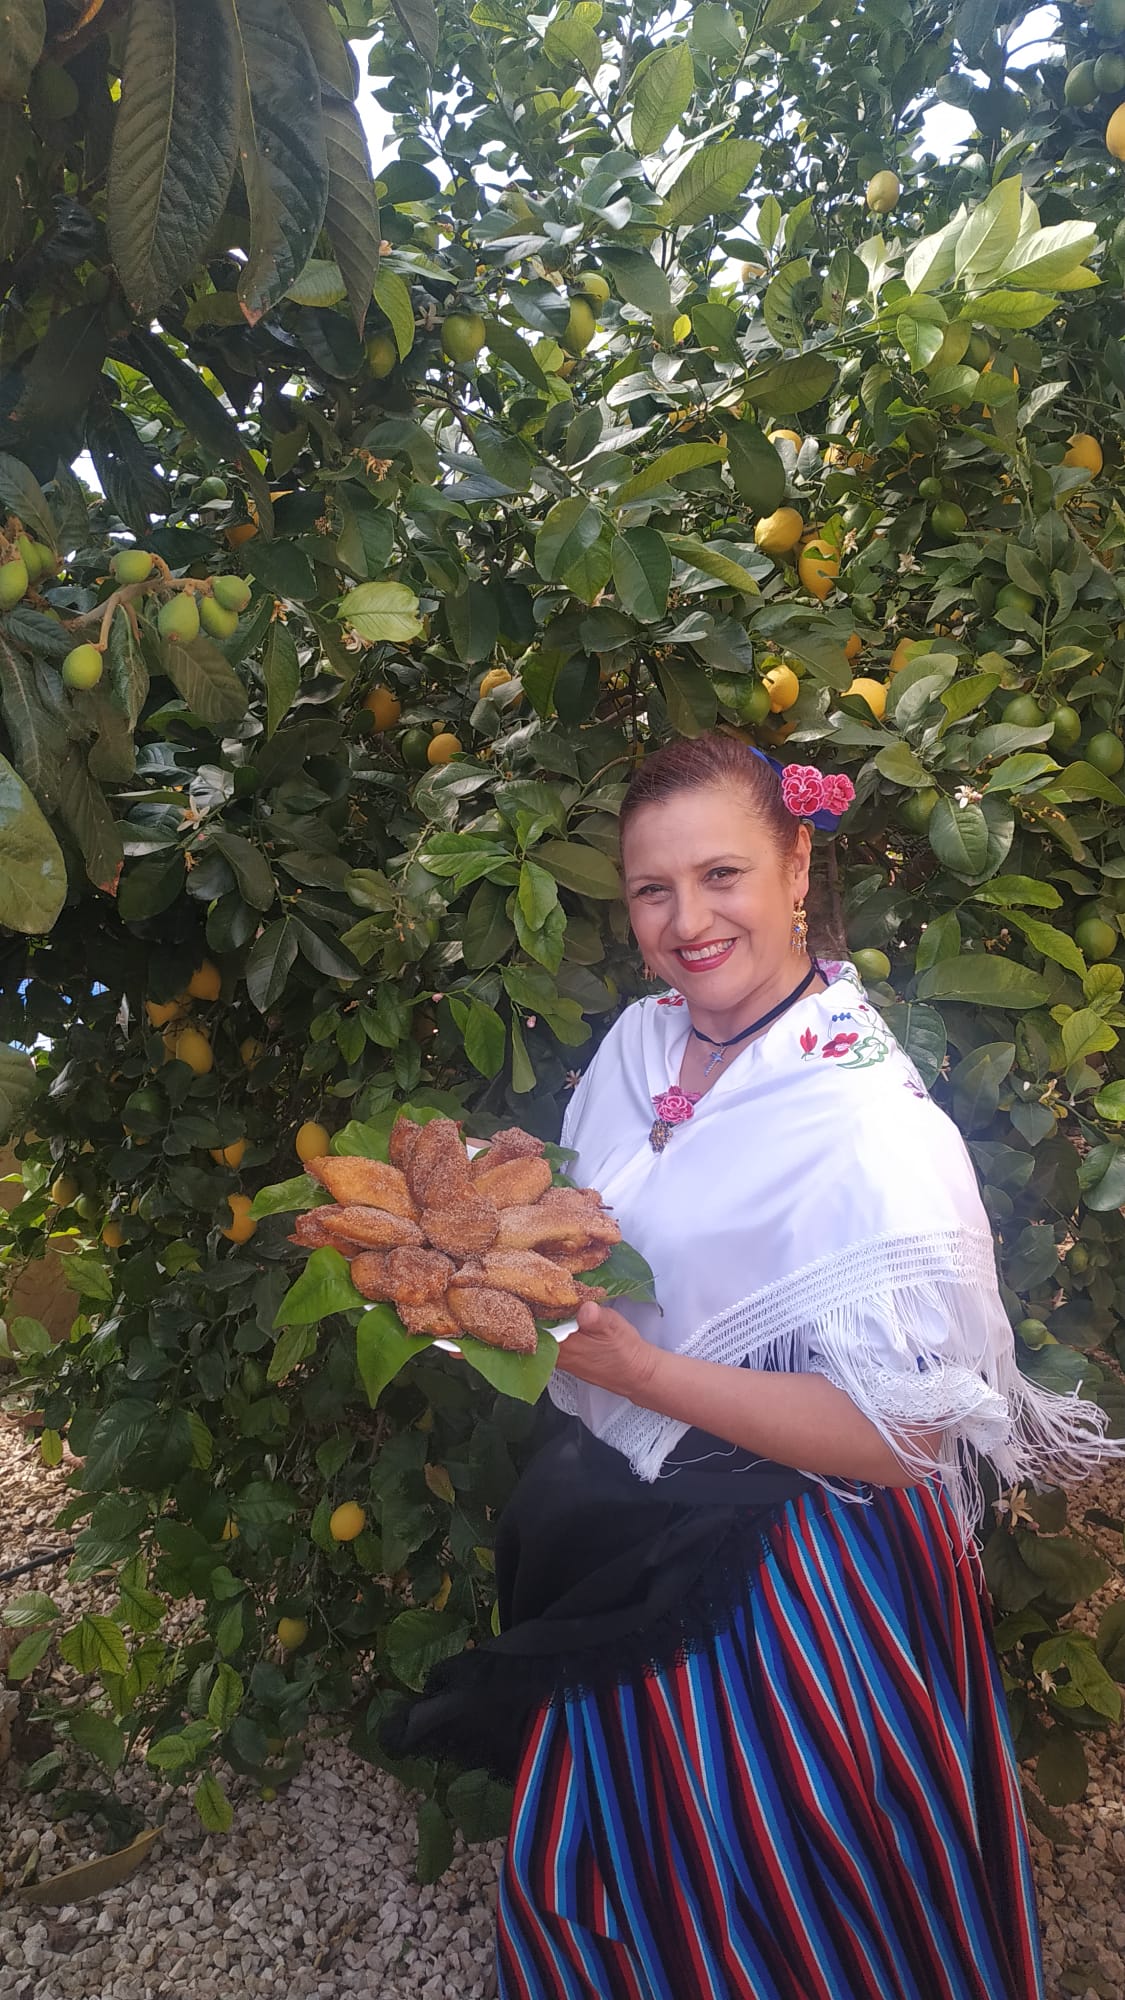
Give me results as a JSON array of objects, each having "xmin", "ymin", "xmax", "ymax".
[
  {"xmin": 790, "ymin": 903, "xmax": 808, "ymax": 954},
  {"xmin": 641, "ymin": 961, "xmax": 654, "ymax": 981}
]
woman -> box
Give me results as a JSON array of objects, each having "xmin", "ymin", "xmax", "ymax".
[{"xmin": 387, "ymin": 733, "xmax": 1119, "ymax": 2000}]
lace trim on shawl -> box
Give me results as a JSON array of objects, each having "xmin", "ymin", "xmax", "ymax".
[{"xmin": 551, "ymin": 1226, "xmax": 1120, "ymax": 1547}]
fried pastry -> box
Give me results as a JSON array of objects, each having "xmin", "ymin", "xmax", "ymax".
[
  {"xmin": 455, "ymin": 1249, "xmax": 585, "ymax": 1314},
  {"xmin": 544, "ymin": 1241, "xmax": 615, "ymax": 1274},
  {"xmin": 388, "ymin": 1114, "xmax": 421, "ymax": 1172},
  {"xmin": 383, "ymin": 1245, "xmax": 454, "ymax": 1306},
  {"xmin": 305, "ymin": 1155, "xmax": 418, "ymax": 1220},
  {"xmin": 318, "ymin": 1205, "xmax": 423, "ymax": 1249},
  {"xmin": 399, "ymin": 1296, "xmax": 461, "ymax": 1338},
  {"xmin": 290, "ymin": 1209, "xmax": 336, "ymax": 1248},
  {"xmin": 407, "ymin": 1117, "xmax": 472, "ymax": 1207},
  {"xmin": 472, "ymin": 1126, "xmax": 546, "ymax": 1167},
  {"xmin": 421, "ymin": 1194, "xmax": 500, "ymax": 1257},
  {"xmin": 446, "ymin": 1282, "xmax": 539, "ymax": 1354},
  {"xmin": 351, "ymin": 1251, "xmax": 393, "ymax": 1300},
  {"xmin": 494, "ymin": 1198, "xmax": 619, "ymax": 1255},
  {"xmin": 470, "ymin": 1155, "xmax": 554, "ymax": 1209}
]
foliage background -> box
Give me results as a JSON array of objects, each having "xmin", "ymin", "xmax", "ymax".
[{"xmin": 2, "ymin": 0, "xmax": 1125, "ymax": 1869}]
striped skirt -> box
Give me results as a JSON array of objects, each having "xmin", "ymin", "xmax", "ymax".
[{"xmin": 496, "ymin": 1478, "xmax": 1044, "ymax": 2000}]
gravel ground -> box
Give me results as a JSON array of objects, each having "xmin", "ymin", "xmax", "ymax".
[{"xmin": 2, "ymin": 1409, "xmax": 1124, "ymax": 2000}]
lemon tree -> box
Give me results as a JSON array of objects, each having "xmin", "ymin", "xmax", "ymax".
[{"xmin": 2, "ymin": 0, "xmax": 1125, "ymax": 1861}]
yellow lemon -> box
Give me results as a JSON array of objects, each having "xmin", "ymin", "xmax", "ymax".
[
  {"xmin": 187, "ymin": 960, "xmax": 221, "ymax": 1001},
  {"xmin": 865, "ymin": 170, "xmax": 901, "ymax": 214},
  {"xmin": 762, "ymin": 664, "xmax": 800, "ymax": 713},
  {"xmin": 753, "ymin": 507, "xmax": 804, "ymax": 557},
  {"xmin": 846, "ymin": 676, "xmax": 888, "ymax": 720},
  {"xmin": 427, "ymin": 731, "xmax": 462, "ymax": 765},
  {"xmin": 210, "ymin": 1138, "xmax": 247, "ymax": 1169},
  {"xmin": 844, "ymin": 633, "xmax": 863, "ymax": 662},
  {"xmin": 220, "ymin": 1517, "xmax": 239, "ymax": 1540},
  {"xmin": 329, "ymin": 1501, "xmax": 366, "ymax": 1542},
  {"xmin": 767, "ymin": 428, "xmax": 803, "ymax": 451},
  {"xmin": 798, "ymin": 539, "xmax": 840, "ymax": 601},
  {"xmin": 101, "ymin": 1220, "xmax": 126, "ymax": 1249},
  {"xmin": 145, "ymin": 996, "xmax": 184, "ymax": 1028},
  {"xmin": 295, "ymin": 1120, "xmax": 330, "ymax": 1162},
  {"xmin": 1063, "ymin": 432, "xmax": 1103, "ymax": 476},
  {"xmin": 363, "ymin": 684, "xmax": 401, "ymax": 730},
  {"xmin": 221, "ymin": 1192, "xmax": 257, "ymax": 1243},
  {"xmin": 889, "ymin": 637, "xmax": 929, "ymax": 675},
  {"xmin": 479, "ymin": 666, "xmax": 514, "ymax": 698},
  {"xmin": 240, "ymin": 1038, "xmax": 264, "ymax": 1069},
  {"xmin": 165, "ymin": 1025, "xmax": 213, "ymax": 1074},
  {"xmin": 1106, "ymin": 102, "xmax": 1125, "ymax": 161},
  {"xmin": 276, "ymin": 1617, "xmax": 308, "ymax": 1650}
]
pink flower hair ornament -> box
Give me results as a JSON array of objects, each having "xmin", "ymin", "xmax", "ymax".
[{"xmin": 748, "ymin": 746, "xmax": 855, "ymax": 829}]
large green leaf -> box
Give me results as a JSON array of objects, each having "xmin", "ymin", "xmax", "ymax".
[
  {"xmin": 274, "ymin": 1247, "xmax": 365, "ymax": 1328},
  {"xmin": 230, "ymin": 0, "xmax": 330, "ymax": 324},
  {"xmin": 128, "ymin": 331, "xmax": 274, "ymax": 534},
  {"xmin": 455, "ymin": 1328, "xmax": 560, "ymax": 1403},
  {"xmin": 741, "ymin": 353, "xmax": 838, "ymax": 414},
  {"xmin": 534, "ymin": 840, "xmax": 621, "ymax": 899},
  {"xmin": 339, "ymin": 581, "xmax": 424, "ymax": 642},
  {"xmin": 391, "ymin": 0, "xmax": 439, "ymax": 63},
  {"xmin": 0, "ymin": 0, "xmax": 44, "ymax": 103},
  {"xmin": 725, "ymin": 422, "xmax": 786, "ymax": 512},
  {"xmin": 612, "ymin": 528, "xmax": 671, "ymax": 622},
  {"xmin": 108, "ymin": 0, "xmax": 240, "ymax": 317},
  {"xmin": 384, "ymin": 1608, "xmax": 469, "ymax": 1692},
  {"xmin": 612, "ymin": 443, "xmax": 725, "ymax": 508},
  {"xmin": 57, "ymin": 748, "xmax": 124, "ymax": 897},
  {"xmin": 915, "ymin": 956, "xmax": 1049, "ymax": 1009},
  {"xmin": 322, "ymin": 87, "xmax": 381, "ymax": 334},
  {"xmin": 0, "ymin": 1040, "xmax": 36, "ymax": 1141},
  {"xmin": 629, "ymin": 39, "xmax": 694, "ymax": 154},
  {"xmin": 357, "ymin": 1304, "xmax": 432, "ymax": 1405},
  {"xmin": 0, "ymin": 749, "xmax": 66, "ymax": 933},
  {"xmin": 657, "ymin": 139, "xmax": 760, "ymax": 228},
  {"xmin": 161, "ymin": 634, "xmax": 249, "ymax": 729},
  {"xmin": 535, "ymin": 497, "xmax": 603, "ymax": 581}
]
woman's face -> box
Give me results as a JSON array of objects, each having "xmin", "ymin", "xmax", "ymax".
[{"xmin": 622, "ymin": 785, "xmax": 811, "ymax": 1011}]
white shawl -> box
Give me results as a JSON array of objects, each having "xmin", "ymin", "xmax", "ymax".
[{"xmin": 550, "ymin": 962, "xmax": 1120, "ymax": 1546}]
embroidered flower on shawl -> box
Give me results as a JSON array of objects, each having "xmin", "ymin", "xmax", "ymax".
[
  {"xmin": 651, "ymin": 1087, "xmax": 698, "ymax": 1125},
  {"xmin": 822, "ymin": 1031, "xmax": 860, "ymax": 1059},
  {"xmin": 656, "ymin": 992, "xmax": 686, "ymax": 1007},
  {"xmin": 780, "ymin": 765, "xmax": 825, "ymax": 816},
  {"xmin": 800, "ymin": 1028, "xmax": 818, "ymax": 1055},
  {"xmin": 820, "ymin": 773, "xmax": 856, "ymax": 816}
]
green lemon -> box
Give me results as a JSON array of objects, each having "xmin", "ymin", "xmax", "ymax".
[
  {"xmin": 1049, "ymin": 704, "xmax": 1082, "ymax": 750},
  {"xmin": 931, "ymin": 500, "xmax": 967, "ymax": 537},
  {"xmin": 1093, "ymin": 53, "xmax": 1125, "ymax": 97},
  {"xmin": 1085, "ymin": 731, "xmax": 1124, "ymax": 775},
  {"xmin": 898, "ymin": 787, "xmax": 940, "ymax": 832},
  {"xmin": 995, "ymin": 582, "xmax": 1037, "ymax": 616},
  {"xmin": 738, "ymin": 679, "xmax": 772, "ymax": 725},
  {"xmin": 194, "ymin": 475, "xmax": 229, "ymax": 502},
  {"xmin": 1094, "ymin": 0, "xmax": 1125, "ymax": 30},
  {"xmin": 852, "ymin": 948, "xmax": 891, "ymax": 983},
  {"xmin": 917, "ymin": 476, "xmax": 944, "ymax": 501},
  {"xmin": 966, "ymin": 331, "xmax": 993, "ymax": 370},
  {"xmin": 365, "ymin": 332, "xmax": 398, "ymax": 378},
  {"xmin": 1075, "ymin": 913, "xmax": 1118, "ymax": 962},
  {"xmin": 1064, "ymin": 59, "xmax": 1099, "ymax": 109},
  {"xmin": 1003, "ymin": 694, "xmax": 1044, "ymax": 728},
  {"xmin": 441, "ymin": 313, "xmax": 487, "ymax": 364},
  {"xmin": 576, "ymin": 270, "xmax": 611, "ymax": 309},
  {"xmin": 561, "ymin": 296, "xmax": 597, "ymax": 357},
  {"xmin": 400, "ymin": 726, "xmax": 432, "ymax": 771}
]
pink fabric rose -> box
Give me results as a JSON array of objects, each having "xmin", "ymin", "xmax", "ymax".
[
  {"xmin": 820, "ymin": 773, "xmax": 856, "ymax": 816},
  {"xmin": 651, "ymin": 1087, "xmax": 698, "ymax": 1126},
  {"xmin": 780, "ymin": 765, "xmax": 825, "ymax": 817}
]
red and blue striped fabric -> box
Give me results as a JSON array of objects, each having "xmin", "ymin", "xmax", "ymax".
[{"xmin": 497, "ymin": 1478, "xmax": 1044, "ymax": 2000}]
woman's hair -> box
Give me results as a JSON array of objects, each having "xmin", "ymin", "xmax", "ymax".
[
  {"xmin": 618, "ymin": 731, "xmax": 847, "ymax": 955},
  {"xmin": 618, "ymin": 731, "xmax": 796, "ymax": 850}
]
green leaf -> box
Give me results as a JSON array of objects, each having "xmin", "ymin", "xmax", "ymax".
[
  {"xmin": 267, "ymin": 1320, "xmax": 319, "ymax": 1383},
  {"xmin": 446, "ymin": 581, "xmax": 499, "ymax": 664},
  {"xmin": 597, "ymin": 247, "xmax": 671, "ymax": 317},
  {"xmin": 274, "ymin": 1246, "xmax": 364, "ymax": 1327},
  {"xmin": 972, "ymin": 875, "xmax": 1061, "ymax": 910},
  {"xmin": 669, "ymin": 538, "xmax": 760, "ymax": 595},
  {"xmin": 415, "ymin": 1799, "xmax": 455, "ymax": 1885},
  {"xmin": 534, "ymin": 839, "xmax": 621, "ymax": 899},
  {"xmin": 59, "ymin": 1614, "xmax": 130, "ymax": 1678},
  {"xmin": 1077, "ymin": 1142, "xmax": 1125, "ymax": 1212},
  {"xmin": 5, "ymin": 1627, "xmax": 53, "ymax": 1680},
  {"xmin": 260, "ymin": 619, "xmax": 301, "ymax": 738},
  {"xmin": 543, "ymin": 6, "xmax": 601, "ymax": 73},
  {"xmin": 612, "ymin": 529, "xmax": 671, "ymax": 622},
  {"xmin": 0, "ymin": 0, "xmax": 45, "ymax": 103},
  {"xmin": 1021, "ymin": 1533, "xmax": 1110, "ymax": 1607},
  {"xmin": 69, "ymin": 1708, "xmax": 126, "ymax": 1772},
  {"xmin": 286, "ymin": 258, "xmax": 346, "ymax": 306},
  {"xmin": 449, "ymin": 996, "xmax": 507, "ymax": 1079},
  {"xmin": 1093, "ymin": 1081, "xmax": 1125, "ymax": 1124},
  {"xmin": 657, "ymin": 138, "xmax": 760, "ymax": 228},
  {"xmin": 535, "ymin": 497, "xmax": 603, "ymax": 581},
  {"xmin": 474, "ymin": 422, "xmax": 533, "ymax": 492},
  {"xmin": 357, "ymin": 1303, "xmax": 432, "ymax": 1405},
  {"xmin": 108, "ymin": 0, "xmax": 240, "ymax": 317},
  {"xmin": 207, "ymin": 1663, "xmax": 244, "ymax": 1729},
  {"xmin": 0, "ymin": 749, "xmax": 67, "ymax": 933},
  {"xmin": 875, "ymin": 742, "xmax": 931, "ymax": 788},
  {"xmin": 916, "ymin": 957, "xmax": 1049, "ymax": 1009},
  {"xmin": 391, "ymin": 0, "xmax": 439, "ymax": 63},
  {"xmin": 885, "ymin": 1003, "xmax": 947, "ymax": 1087},
  {"xmin": 194, "ymin": 1772, "xmax": 234, "ymax": 1832},
  {"xmin": 0, "ymin": 1041, "xmax": 36, "ymax": 1142},
  {"xmin": 954, "ymin": 177, "xmax": 1022, "ymax": 286},
  {"xmin": 951, "ymin": 1041, "xmax": 1014, "ymax": 1130},
  {"xmin": 161, "ymin": 633, "xmax": 249, "ymax": 728},
  {"xmin": 446, "ymin": 1767, "xmax": 514, "ymax": 1842},
  {"xmin": 231, "ymin": 0, "xmax": 329, "ymax": 324},
  {"xmin": 518, "ymin": 859, "xmax": 559, "ymax": 931},
  {"xmin": 57, "ymin": 749, "xmax": 123, "ymax": 898},
  {"xmin": 656, "ymin": 658, "xmax": 717, "ymax": 737},
  {"xmin": 745, "ymin": 351, "xmax": 839, "ymax": 415},
  {"xmin": 129, "ymin": 329, "xmax": 274, "ymax": 532},
  {"xmin": 339, "ymin": 581, "xmax": 424, "ymax": 643},
  {"xmin": 1003, "ymin": 913, "xmax": 1086, "ymax": 978},
  {"xmin": 245, "ymin": 918, "xmax": 297, "ymax": 1012},
  {"xmin": 1036, "ymin": 1730, "xmax": 1088, "ymax": 1808},
  {"xmin": 384, "ymin": 1609, "xmax": 470, "ymax": 1692},
  {"xmin": 374, "ymin": 268, "xmax": 415, "ymax": 359},
  {"xmin": 0, "ymin": 452, "xmax": 55, "ymax": 548},
  {"xmin": 761, "ymin": 259, "xmax": 811, "ymax": 349},
  {"xmin": 725, "ymin": 422, "xmax": 786, "ymax": 512},
  {"xmin": 320, "ymin": 83, "xmax": 382, "ymax": 335},
  {"xmin": 463, "ymin": 880, "xmax": 516, "ymax": 968},
  {"xmin": 1045, "ymin": 761, "xmax": 1125, "ymax": 810},
  {"xmin": 508, "ymin": 1012, "xmax": 536, "ymax": 1093},
  {"xmin": 249, "ymin": 1173, "xmax": 320, "ymax": 1220},
  {"xmin": 612, "ymin": 444, "xmax": 725, "ymax": 509},
  {"xmin": 629, "ymin": 39, "xmax": 694, "ymax": 153},
  {"xmin": 456, "ymin": 1327, "xmax": 560, "ymax": 1402},
  {"xmin": 926, "ymin": 796, "xmax": 989, "ymax": 876},
  {"xmin": 1000, "ymin": 221, "xmax": 1098, "ymax": 291},
  {"xmin": 1061, "ymin": 1009, "xmax": 1118, "ymax": 1068}
]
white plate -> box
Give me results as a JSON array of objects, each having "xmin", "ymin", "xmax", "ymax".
[
  {"xmin": 435, "ymin": 1137, "xmax": 579, "ymax": 1353},
  {"xmin": 434, "ymin": 1318, "xmax": 577, "ymax": 1356}
]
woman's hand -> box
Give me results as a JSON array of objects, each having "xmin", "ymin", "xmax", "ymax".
[{"xmin": 555, "ymin": 1301, "xmax": 661, "ymax": 1403}]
